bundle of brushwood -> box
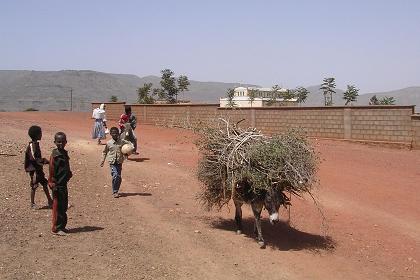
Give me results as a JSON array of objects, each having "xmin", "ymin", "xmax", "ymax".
[{"xmin": 196, "ymin": 118, "xmax": 319, "ymax": 210}]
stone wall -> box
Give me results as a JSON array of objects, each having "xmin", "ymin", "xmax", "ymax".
[{"xmin": 91, "ymin": 102, "xmax": 419, "ymax": 148}]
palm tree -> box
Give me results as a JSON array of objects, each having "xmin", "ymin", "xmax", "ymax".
[
  {"xmin": 226, "ymin": 88, "xmax": 236, "ymax": 108},
  {"xmin": 343, "ymin": 84, "xmax": 359, "ymax": 105},
  {"xmin": 295, "ymin": 87, "xmax": 309, "ymax": 105},
  {"xmin": 320, "ymin": 77, "xmax": 336, "ymax": 106},
  {"xmin": 248, "ymin": 88, "xmax": 258, "ymax": 107}
]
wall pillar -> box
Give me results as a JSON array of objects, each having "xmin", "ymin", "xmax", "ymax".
[
  {"xmin": 411, "ymin": 114, "xmax": 420, "ymax": 149},
  {"xmin": 343, "ymin": 108, "xmax": 352, "ymax": 139},
  {"xmin": 250, "ymin": 109, "xmax": 256, "ymax": 128}
]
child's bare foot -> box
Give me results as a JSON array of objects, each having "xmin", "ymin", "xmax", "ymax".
[{"xmin": 31, "ymin": 203, "xmax": 38, "ymax": 210}]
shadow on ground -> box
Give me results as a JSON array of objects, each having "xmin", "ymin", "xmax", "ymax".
[
  {"xmin": 118, "ymin": 192, "xmax": 152, "ymax": 197},
  {"xmin": 67, "ymin": 226, "xmax": 104, "ymax": 233},
  {"xmin": 211, "ymin": 217, "xmax": 335, "ymax": 251},
  {"xmin": 127, "ymin": 157, "xmax": 150, "ymax": 162}
]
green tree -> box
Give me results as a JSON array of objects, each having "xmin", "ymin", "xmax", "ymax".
[
  {"xmin": 109, "ymin": 95, "xmax": 118, "ymax": 102},
  {"xmin": 369, "ymin": 95, "xmax": 379, "ymax": 105},
  {"xmin": 137, "ymin": 83, "xmax": 155, "ymax": 104},
  {"xmin": 320, "ymin": 77, "xmax": 336, "ymax": 106},
  {"xmin": 159, "ymin": 69, "xmax": 190, "ymax": 103},
  {"xmin": 248, "ymin": 88, "xmax": 258, "ymax": 107},
  {"xmin": 295, "ymin": 86, "xmax": 309, "ymax": 104},
  {"xmin": 177, "ymin": 75, "xmax": 190, "ymax": 101},
  {"xmin": 379, "ymin": 96, "xmax": 396, "ymax": 105},
  {"xmin": 160, "ymin": 69, "xmax": 177, "ymax": 103},
  {"xmin": 226, "ymin": 88, "xmax": 236, "ymax": 108},
  {"xmin": 266, "ymin": 85, "xmax": 280, "ymax": 106},
  {"xmin": 343, "ymin": 84, "xmax": 359, "ymax": 105}
]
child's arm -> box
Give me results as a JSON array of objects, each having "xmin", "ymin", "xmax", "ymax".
[
  {"xmin": 132, "ymin": 115, "xmax": 137, "ymax": 130},
  {"xmin": 48, "ymin": 154, "xmax": 56, "ymax": 191},
  {"xmin": 30, "ymin": 143, "xmax": 44, "ymax": 167},
  {"xmin": 100, "ymin": 144, "xmax": 108, "ymax": 167},
  {"xmin": 68, "ymin": 159, "xmax": 73, "ymax": 179}
]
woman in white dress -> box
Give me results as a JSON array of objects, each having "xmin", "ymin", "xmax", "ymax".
[{"xmin": 92, "ymin": 104, "xmax": 107, "ymax": 144}]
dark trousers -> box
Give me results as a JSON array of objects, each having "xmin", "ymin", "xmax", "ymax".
[
  {"xmin": 52, "ymin": 185, "xmax": 68, "ymax": 232},
  {"xmin": 110, "ymin": 164, "xmax": 122, "ymax": 194},
  {"xmin": 29, "ymin": 171, "xmax": 52, "ymax": 204}
]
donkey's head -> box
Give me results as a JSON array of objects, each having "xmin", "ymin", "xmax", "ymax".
[{"xmin": 263, "ymin": 187, "xmax": 284, "ymax": 224}]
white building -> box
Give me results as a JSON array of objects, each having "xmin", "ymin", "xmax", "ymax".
[{"xmin": 220, "ymin": 86, "xmax": 298, "ymax": 108}]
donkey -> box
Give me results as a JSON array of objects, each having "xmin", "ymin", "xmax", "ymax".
[{"xmin": 233, "ymin": 179, "xmax": 289, "ymax": 248}]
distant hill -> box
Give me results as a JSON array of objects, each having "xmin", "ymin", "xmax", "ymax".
[
  {"xmin": 0, "ymin": 70, "xmax": 255, "ymax": 111},
  {"xmin": 0, "ymin": 70, "xmax": 419, "ymax": 112}
]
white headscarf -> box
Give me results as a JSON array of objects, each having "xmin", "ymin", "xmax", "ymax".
[{"xmin": 92, "ymin": 104, "xmax": 106, "ymax": 120}]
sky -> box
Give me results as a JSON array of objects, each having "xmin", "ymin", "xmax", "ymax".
[{"xmin": 1, "ymin": 0, "xmax": 420, "ymax": 93}]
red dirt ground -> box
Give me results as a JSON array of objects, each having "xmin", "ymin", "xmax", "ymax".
[{"xmin": 0, "ymin": 112, "xmax": 419, "ymax": 280}]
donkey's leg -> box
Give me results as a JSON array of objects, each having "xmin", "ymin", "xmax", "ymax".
[
  {"xmin": 234, "ymin": 200, "xmax": 243, "ymax": 234},
  {"xmin": 251, "ymin": 202, "xmax": 265, "ymax": 248}
]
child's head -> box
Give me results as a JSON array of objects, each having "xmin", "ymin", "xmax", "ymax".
[
  {"xmin": 119, "ymin": 114, "xmax": 129, "ymax": 129},
  {"xmin": 109, "ymin": 127, "xmax": 120, "ymax": 141},
  {"xmin": 125, "ymin": 106, "xmax": 132, "ymax": 115},
  {"xmin": 28, "ymin": 125, "xmax": 42, "ymax": 141},
  {"xmin": 54, "ymin": 132, "xmax": 67, "ymax": 150}
]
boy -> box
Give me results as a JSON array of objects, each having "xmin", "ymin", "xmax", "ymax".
[
  {"xmin": 124, "ymin": 106, "xmax": 138, "ymax": 154},
  {"xmin": 119, "ymin": 115, "xmax": 136, "ymax": 152},
  {"xmin": 100, "ymin": 127, "xmax": 130, "ymax": 198},
  {"xmin": 49, "ymin": 132, "xmax": 73, "ymax": 236},
  {"xmin": 24, "ymin": 125, "xmax": 53, "ymax": 209}
]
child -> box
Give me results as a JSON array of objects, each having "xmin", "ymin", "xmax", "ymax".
[
  {"xmin": 119, "ymin": 115, "xmax": 136, "ymax": 153},
  {"xmin": 100, "ymin": 127, "xmax": 131, "ymax": 198},
  {"xmin": 123, "ymin": 106, "xmax": 138, "ymax": 154},
  {"xmin": 48, "ymin": 132, "xmax": 73, "ymax": 236},
  {"xmin": 24, "ymin": 125, "xmax": 53, "ymax": 209},
  {"xmin": 92, "ymin": 103, "xmax": 107, "ymax": 145}
]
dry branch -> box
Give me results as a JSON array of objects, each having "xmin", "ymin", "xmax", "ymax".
[{"xmin": 196, "ymin": 118, "xmax": 319, "ymax": 210}]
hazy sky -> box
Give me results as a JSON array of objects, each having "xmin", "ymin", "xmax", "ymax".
[{"xmin": 1, "ymin": 0, "xmax": 420, "ymax": 93}]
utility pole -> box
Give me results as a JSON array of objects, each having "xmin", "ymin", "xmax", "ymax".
[{"xmin": 70, "ymin": 88, "xmax": 73, "ymax": 111}]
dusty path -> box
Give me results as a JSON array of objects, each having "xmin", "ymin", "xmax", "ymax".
[{"xmin": 0, "ymin": 112, "xmax": 419, "ymax": 279}]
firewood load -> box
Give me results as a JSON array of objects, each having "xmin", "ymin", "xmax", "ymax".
[{"xmin": 195, "ymin": 118, "xmax": 319, "ymax": 210}]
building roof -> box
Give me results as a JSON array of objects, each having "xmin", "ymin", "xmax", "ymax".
[{"xmin": 234, "ymin": 86, "xmax": 288, "ymax": 92}]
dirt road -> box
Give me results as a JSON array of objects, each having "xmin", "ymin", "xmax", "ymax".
[{"xmin": 0, "ymin": 112, "xmax": 419, "ymax": 279}]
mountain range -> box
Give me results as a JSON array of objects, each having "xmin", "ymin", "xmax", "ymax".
[{"xmin": 0, "ymin": 70, "xmax": 419, "ymax": 112}]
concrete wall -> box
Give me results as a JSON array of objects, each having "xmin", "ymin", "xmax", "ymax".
[
  {"xmin": 91, "ymin": 102, "xmax": 419, "ymax": 148},
  {"xmin": 252, "ymin": 107, "xmax": 345, "ymax": 138},
  {"xmin": 350, "ymin": 107, "xmax": 413, "ymax": 142}
]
